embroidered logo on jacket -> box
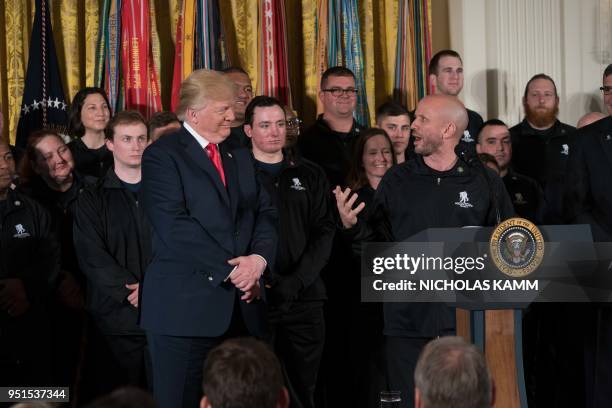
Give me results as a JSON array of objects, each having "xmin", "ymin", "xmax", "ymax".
[
  {"xmin": 514, "ymin": 193, "xmax": 527, "ymax": 205},
  {"xmin": 461, "ymin": 131, "xmax": 475, "ymax": 143},
  {"xmin": 290, "ymin": 178, "xmax": 306, "ymax": 191},
  {"xmin": 13, "ymin": 224, "xmax": 30, "ymax": 238},
  {"xmin": 561, "ymin": 144, "xmax": 569, "ymax": 155},
  {"xmin": 454, "ymin": 191, "xmax": 474, "ymax": 208}
]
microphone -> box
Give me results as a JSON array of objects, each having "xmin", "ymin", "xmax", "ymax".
[{"xmin": 454, "ymin": 143, "xmax": 479, "ymax": 167}]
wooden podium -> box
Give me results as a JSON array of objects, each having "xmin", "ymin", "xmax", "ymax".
[{"xmin": 457, "ymin": 308, "xmax": 525, "ymax": 408}]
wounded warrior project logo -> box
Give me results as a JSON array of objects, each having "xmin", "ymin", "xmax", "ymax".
[{"xmin": 489, "ymin": 217, "xmax": 544, "ymax": 277}]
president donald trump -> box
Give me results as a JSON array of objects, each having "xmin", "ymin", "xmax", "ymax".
[{"xmin": 140, "ymin": 69, "xmax": 277, "ymax": 408}]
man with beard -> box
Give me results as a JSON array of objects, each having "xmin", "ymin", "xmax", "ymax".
[
  {"xmin": 335, "ymin": 95, "xmax": 513, "ymax": 408},
  {"xmin": 510, "ymin": 74, "xmax": 575, "ymax": 224},
  {"xmin": 476, "ymin": 119, "xmax": 545, "ymax": 224},
  {"xmin": 222, "ymin": 67, "xmax": 254, "ymax": 150}
]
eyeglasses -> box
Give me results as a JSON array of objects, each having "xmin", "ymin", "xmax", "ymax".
[
  {"xmin": 321, "ymin": 87, "xmax": 358, "ymax": 97},
  {"xmin": 286, "ymin": 118, "xmax": 302, "ymax": 129},
  {"xmin": 600, "ymin": 86, "xmax": 612, "ymax": 95}
]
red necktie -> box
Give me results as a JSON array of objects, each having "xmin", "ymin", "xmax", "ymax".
[{"xmin": 205, "ymin": 143, "xmax": 226, "ymax": 187}]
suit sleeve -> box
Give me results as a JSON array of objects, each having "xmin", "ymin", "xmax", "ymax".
[
  {"xmin": 73, "ymin": 188, "xmax": 133, "ymax": 303},
  {"xmin": 290, "ymin": 167, "xmax": 335, "ymax": 289}
]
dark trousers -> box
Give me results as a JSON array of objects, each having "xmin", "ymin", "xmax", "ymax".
[
  {"xmin": 585, "ymin": 305, "xmax": 612, "ymax": 408},
  {"xmin": 79, "ymin": 329, "xmax": 150, "ymax": 405},
  {"xmin": 385, "ymin": 336, "xmax": 431, "ymax": 408},
  {"xmin": 147, "ymin": 297, "xmax": 249, "ymax": 408},
  {"xmin": 269, "ymin": 301, "xmax": 325, "ymax": 408}
]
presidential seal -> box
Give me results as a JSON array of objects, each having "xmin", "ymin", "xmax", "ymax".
[{"xmin": 489, "ymin": 217, "xmax": 544, "ymax": 277}]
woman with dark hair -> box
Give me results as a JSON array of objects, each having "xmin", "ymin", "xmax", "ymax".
[
  {"xmin": 346, "ymin": 128, "xmax": 396, "ymax": 216},
  {"xmin": 346, "ymin": 128, "xmax": 396, "ymax": 408},
  {"xmin": 67, "ymin": 87, "xmax": 112, "ymax": 178}
]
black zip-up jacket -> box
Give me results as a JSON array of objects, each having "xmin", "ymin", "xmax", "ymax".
[
  {"xmin": 19, "ymin": 173, "xmax": 95, "ymax": 286},
  {"xmin": 68, "ymin": 138, "xmax": 113, "ymax": 179},
  {"xmin": 346, "ymin": 155, "xmax": 514, "ymax": 337},
  {"xmin": 510, "ymin": 119, "xmax": 575, "ymax": 223},
  {"xmin": 503, "ymin": 168, "xmax": 546, "ymax": 225},
  {"xmin": 297, "ymin": 114, "xmax": 364, "ymax": 188},
  {"xmin": 73, "ymin": 169, "xmax": 152, "ymax": 335},
  {"xmin": 0, "ymin": 188, "xmax": 59, "ymax": 364},
  {"xmin": 255, "ymin": 155, "xmax": 335, "ymax": 307}
]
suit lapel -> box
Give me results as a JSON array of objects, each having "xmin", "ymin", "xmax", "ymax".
[
  {"xmin": 220, "ymin": 144, "xmax": 240, "ymax": 221},
  {"xmin": 179, "ymin": 129, "xmax": 230, "ymax": 206}
]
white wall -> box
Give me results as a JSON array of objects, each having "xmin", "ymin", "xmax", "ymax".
[{"xmin": 448, "ymin": 0, "xmax": 611, "ymax": 127}]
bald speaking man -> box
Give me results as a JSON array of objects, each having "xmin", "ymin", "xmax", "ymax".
[{"xmin": 335, "ymin": 95, "xmax": 514, "ymax": 407}]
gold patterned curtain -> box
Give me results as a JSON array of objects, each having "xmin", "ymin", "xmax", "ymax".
[{"xmin": 0, "ymin": 0, "xmax": 428, "ymax": 145}]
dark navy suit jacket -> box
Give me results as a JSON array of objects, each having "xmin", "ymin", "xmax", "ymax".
[{"xmin": 140, "ymin": 126, "xmax": 277, "ymax": 337}]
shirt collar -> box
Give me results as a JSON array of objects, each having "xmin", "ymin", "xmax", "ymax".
[{"xmin": 183, "ymin": 122, "xmax": 213, "ymax": 149}]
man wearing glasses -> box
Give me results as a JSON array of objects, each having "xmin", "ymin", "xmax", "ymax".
[
  {"xmin": 565, "ymin": 63, "xmax": 612, "ymax": 408},
  {"xmin": 297, "ymin": 67, "xmax": 365, "ymax": 407},
  {"xmin": 602, "ymin": 65, "xmax": 612, "ymax": 116},
  {"xmin": 298, "ymin": 66, "xmax": 364, "ymax": 188}
]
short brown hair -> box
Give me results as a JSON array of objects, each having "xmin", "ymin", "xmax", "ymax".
[
  {"xmin": 202, "ymin": 338, "xmax": 284, "ymax": 408},
  {"xmin": 105, "ymin": 111, "xmax": 148, "ymax": 141}
]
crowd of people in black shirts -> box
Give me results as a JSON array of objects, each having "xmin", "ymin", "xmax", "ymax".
[{"xmin": 1, "ymin": 51, "xmax": 611, "ymax": 408}]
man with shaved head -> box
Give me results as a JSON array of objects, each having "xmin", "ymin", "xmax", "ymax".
[
  {"xmin": 577, "ymin": 111, "xmax": 607, "ymax": 129},
  {"xmin": 335, "ymin": 95, "xmax": 514, "ymax": 407}
]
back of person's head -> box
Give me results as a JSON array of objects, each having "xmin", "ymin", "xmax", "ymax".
[
  {"xmin": 320, "ymin": 66, "xmax": 356, "ymax": 89},
  {"xmin": 375, "ymin": 101, "xmax": 410, "ymax": 124},
  {"xmin": 414, "ymin": 336, "xmax": 492, "ymax": 408},
  {"xmin": 84, "ymin": 386, "xmax": 156, "ymax": 408},
  {"xmin": 428, "ymin": 50, "xmax": 462, "ymax": 76},
  {"xmin": 201, "ymin": 337, "xmax": 288, "ymax": 408}
]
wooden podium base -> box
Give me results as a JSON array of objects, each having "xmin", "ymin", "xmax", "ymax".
[{"xmin": 456, "ymin": 308, "xmax": 527, "ymax": 408}]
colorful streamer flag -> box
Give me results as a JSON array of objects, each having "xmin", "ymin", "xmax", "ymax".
[
  {"xmin": 171, "ymin": 0, "xmax": 230, "ymax": 111},
  {"xmin": 325, "ymin": 0, "xmax": 369, "ymax": 126},
  {"xmin": 121, "ymin": 0, "xmax": 162, "ymax": 117},
  {"xmin": 394, "ymin": 0, "xmax": 432, "ymax": 110},
  {"xmin": 258, "ymin": 0, "xmax": 292, "ymax": 107},
  {"xmin": 96, "ymin": 0, "xmax": 123, "ymax": 113},
  {"xmin": 16, "ymin": 0, "xmax": 69, "ymax": 148}
]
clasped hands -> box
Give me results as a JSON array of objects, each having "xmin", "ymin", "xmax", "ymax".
[{"xmin": 227, "ymin": 255, "xmax": 267, "ymax": 303}]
